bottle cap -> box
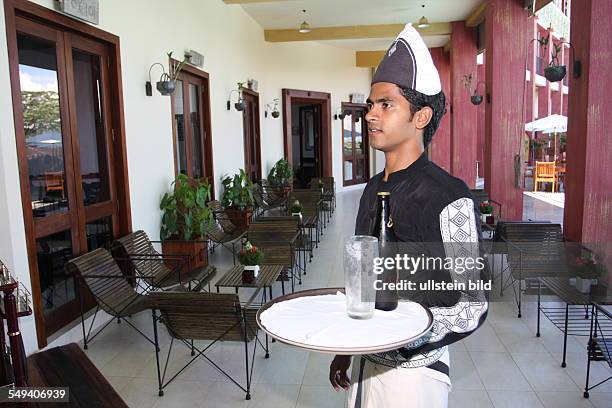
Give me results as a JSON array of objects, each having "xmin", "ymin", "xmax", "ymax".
[{"xmin": 377, "ymin": 192, "xmax": 391, "ymax": 196}]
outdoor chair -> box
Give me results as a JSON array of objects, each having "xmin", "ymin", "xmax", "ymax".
[
  {"xmin": 112, "ymin": 230, "xmax": 216, "ymax": 292},
  {"xmin": 149, "ymin": 289, "xmax": 267, "ymax": 400},
  {"xmin": 207, "ymin": 200, "xmax": 245, "ymax": 235},
  {"xmin": 250, "ymin": 217, "xmax": 307, "ymax": 276},
  {"xmin": 288, "ymin": 190, "xmax": 322, "ymax": 243},
  {"xmin": 260, "ymin": 179, "xmax": 289, "ymax": 206},
  {"xmin": 534, "ymin": 161, "xmax": 557, "ymax": 192},
  {"xmin": 247, "ymin": 225, "xmax": 297, "ymax": 291},
  {"xmin": 66, "ymin": 248, "xmax": 156, "ymax": 350},
  {"xmin": 252, "ymin": 183, "xmax": 284, "ymax": 217},
  {"xmin": 584, "ymin": 302, "xmax": 612, "ymax": 398},
  {"xmin": 498, "ymin": 222, "xmax": 566, "ymax": 317},
  {"xmin": 205, "ymin": 220, "xmax": 247, "ymax": 265},
  {"xmin": 309, "ymin": 176, "xmax": 335, "ymax": 218}
]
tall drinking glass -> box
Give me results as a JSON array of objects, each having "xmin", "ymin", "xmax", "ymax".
[{"xmin": 344, "ymin": 235, "xmax": 379, "ymax": 319}]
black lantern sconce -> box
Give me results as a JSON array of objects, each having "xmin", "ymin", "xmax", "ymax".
[
  {"xmin": 146, "ymin": 52, "xmax": 188, "ymax": 96},
  {"xmin": 334, "ymin": 107, "xmax": 351, "ymax": 120},
  {"xmin": 470, "ymin": 81, "xmax": 487, "ymax": 105},
  {"xmin": 265, "ymin": 98, "xmax": 280, "ymax": 118},
  {"xmin": 227, "ymin": 82, "xmax": 246, "ymax": 111}
]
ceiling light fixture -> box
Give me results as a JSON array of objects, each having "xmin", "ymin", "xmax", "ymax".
[
  {"xmin": 298, "ymin": 9, "xmax": 311, "ymax": 33},
  {"xmin": 416, "ymin": 5, "xmax": 430, "ymax": 29}
]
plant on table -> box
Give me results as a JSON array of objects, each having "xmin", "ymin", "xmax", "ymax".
[
  {"xmin": 238, "ymin": 241, "xmax": 265, "ymax": 266},
  {"xmin": 290, "ymin": 199, "xmax": 303, "ymax": 215},
  {"xmin": 479, "ymin": 201, "xmax": 493, "ymax": 215}
]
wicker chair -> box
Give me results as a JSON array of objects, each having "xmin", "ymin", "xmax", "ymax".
[
  {"xmin": 66, "ymin": 248, "xmax": 155, "ymax": 350},
  {"xmin": 260, "ymin": 179, "xmax": 289, "ymax": 206},
  {"xmin": 112, "ymin": 230, "xmax": 216, "ymax": 292},
  {"xmin": 247, "ymin": 223, "xmax": 297, "ymax": 291},
  {"xmin": 149, "ymin": 289, "xmax": 266, "ymax": 400}
]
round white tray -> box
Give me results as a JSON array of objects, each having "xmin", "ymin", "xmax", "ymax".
[{"xmin": 256, "ymin": 288, "xmax": 433, "ymax": 355}]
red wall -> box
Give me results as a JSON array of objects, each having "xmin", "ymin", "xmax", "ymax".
[{"xmin": 429, "ymin": 47, "xmax": 451, "ymax": 172}]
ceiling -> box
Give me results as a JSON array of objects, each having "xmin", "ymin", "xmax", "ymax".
[{"xmin": 234, "ymin": 0, "xmax": 482, "ymax": 50}]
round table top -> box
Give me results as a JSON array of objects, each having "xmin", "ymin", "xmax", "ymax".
[{"xmin": 256, "ymin": 288, "xmax": 433, "ymax": 355}]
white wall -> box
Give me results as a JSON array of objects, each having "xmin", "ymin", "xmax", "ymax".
[{"xmin": 0, "ymin": 0, "xmax": 370, "ymax": 353}]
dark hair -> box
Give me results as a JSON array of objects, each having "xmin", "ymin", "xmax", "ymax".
[{"xmin": 399, "ymin": 87, "xmax": 447, "ymax": 148}]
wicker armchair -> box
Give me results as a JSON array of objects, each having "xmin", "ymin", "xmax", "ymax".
[
  {"xmin": 207, "ymin": 200, "xmax": 245, "ymax": 235},
  {"xmin": 149, "ymin": 289, "xmax": 266, "ymax": 400},
  {"xmin": 112, "ymin": 230, "xmax": 216, "ymax": 292},
  {"xmin": 252, "ymin": 183, "xmax": 285, "ymax": 217},
  {"xmin": 66, "ymin": 248, "xmax": 155, "ymax": 350},
  {"xmin": 309, "ymin": 176, "xmax": 335, "ymax": 218}
]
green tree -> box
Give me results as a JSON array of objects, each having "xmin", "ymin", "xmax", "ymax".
[{"xmin": 21, "ymin": 91, "xmax": 61, "ymax": 138}]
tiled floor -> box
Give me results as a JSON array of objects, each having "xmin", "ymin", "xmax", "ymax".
[{"xmin": 79, "ymin": 188, "xmax": 610, "ymax": 408}]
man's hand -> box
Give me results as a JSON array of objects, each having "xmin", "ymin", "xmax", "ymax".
[{"xmin": 329, "ymin": 355, "xmax": 352, "ymax": 391}]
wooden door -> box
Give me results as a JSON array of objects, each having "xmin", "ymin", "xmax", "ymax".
[
  {"xmin": 298, "ymin": 105, "xmax": 322, "ymax": 186},
  {"xmin": 241, "ymin": 89, "xmax": 262, "ymax": 182},
  {"xmin": 171, "ymin": 68, "xmax": 214, "ymax": 190},
  {"xmin": 12, "ymin": 16, "xmax": 122, "ymax": 338},
  {"xmin": 342, "ymin": 104, "xmax": 369, "ymax": 186}
]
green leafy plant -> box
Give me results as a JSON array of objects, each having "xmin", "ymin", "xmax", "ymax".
[
  {"xmin": 221, "ymin": 169, "xmax": 255, "ymax": 211},
  {"xmin": 267, "ymin": 158, "xmax": 293, "ymax": 188},
  {"xmin": 160, "ymin": 174, "xmax": 214, "ymax": 241},
  {"xmin": 167, "ymin": 51, "xmax": 188, "ymax": 81},
  {"xmin": 238, "ymin": 241, "xmax": 265, "ymax": 266},
  {"xmin": 479, "ymin": 201, "xmax": 494, "ymax": 215},
  {"xmin": 290, "ymin": 199, "xmax": 303, "ymax": 214},
  {"xmin": 571, "ymin": 253, "xmax": 606, "ymax": 279}
]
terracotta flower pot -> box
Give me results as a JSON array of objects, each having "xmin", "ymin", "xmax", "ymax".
[
  {"xmin": 225, "ymin": 208, "xmax": 253, "ymax": 228},
  {"xmin": 161, "ymin": 239, "xmax": 208, "ymax": 275}
]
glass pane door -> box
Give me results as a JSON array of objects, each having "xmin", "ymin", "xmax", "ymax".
[{"xmin": 341, "ymin": 105, "xmax": 369, "ymax": 186}]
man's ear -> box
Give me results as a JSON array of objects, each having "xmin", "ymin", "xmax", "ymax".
[{"xmin": 413, "ymin": 106, "xmax": 433, "ymax": 130}]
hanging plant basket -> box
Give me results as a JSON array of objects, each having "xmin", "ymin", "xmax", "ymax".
[
  {"xmin": 544, "ymin": 65, "xmax": 567, "ymax": 82},
  {"xmin": 470, "ymin": 95, "xmax": 483, "ymax": 105},
  {"xmin": 156, "ymin": 80, "xmax": 176, "ymax": 95}
]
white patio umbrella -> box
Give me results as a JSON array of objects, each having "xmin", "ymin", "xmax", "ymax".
[
  {"xmin": 525, "ymin": 114, "xmax": 567, "ymax": 161},
  {"xmin": 524, "ymin": 114, "xmax": 567, "ymax": 133}
]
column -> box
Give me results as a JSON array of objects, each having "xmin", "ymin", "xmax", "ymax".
[{"xmin": 429, "ymin": 47, "xmax": 451, "ymax": 173}]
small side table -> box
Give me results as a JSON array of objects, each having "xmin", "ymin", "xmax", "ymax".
[{"xmin": 215, "ymin": 265, "xmax": 285, "ymax": 300}]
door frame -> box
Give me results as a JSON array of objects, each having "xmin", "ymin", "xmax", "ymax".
[
  {"xmin": 281, "ymin": 89, "xmax": 332, "ymax": 176},
  {"xmin": 5, "ymin": 0, "xmax": 131, "ymax": 348},
  {"xmin": 241, "ymin": 88, "xmax": 262, "ymax": 181},
  {"xmin": 341, "ymin": 102, "xmax": 370, "ymax": 186},
  {"xmin": 169, "ymin": 61, "xmax": 215, "ymax": 197}
]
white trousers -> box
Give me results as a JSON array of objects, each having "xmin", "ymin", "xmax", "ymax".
[{"xmin": 347, "ymin": 358, "xmax": 449, "ymax": 408}]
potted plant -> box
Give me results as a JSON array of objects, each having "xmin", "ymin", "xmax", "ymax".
[
  {"xmin": 267, "ymin": 158, "xmax": 293, "ymax": 196},
  {"xmin": 221, "ymin": 169, "xmax": 255, "ymax": 228},
  {"xmin": 290, "ymin": 199, "xmax": 303, "ymax": 220},
  {"xmin": 238, "ymin": 241, "xmax": 265, "ymax": 283},
  {"xmin": 479, "ymin": 201, "xmax": 494, "ymax": 224},
  {"xmin": 157, "ymin": 52, "xmax": 188, "ymax": 95},
  {"xmin": 570, "ymin": 253, "xmax": 606, "ymax": 293},
  {"xmin": 160, "ymin": 174, "xmax": 214, "ymax": 270},
  {"xmin": 538, "ymin": 35, "xmax": 567, "ymax": 83}
]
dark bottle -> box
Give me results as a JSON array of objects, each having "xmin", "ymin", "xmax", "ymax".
[{"xmin": 373, "ymin": 192, "xmax": 399, "ymax": 311}]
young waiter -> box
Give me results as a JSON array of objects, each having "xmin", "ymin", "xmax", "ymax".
[{"xmin": 329, "ymin": 24, "xmax": 488, "ymax": 408}]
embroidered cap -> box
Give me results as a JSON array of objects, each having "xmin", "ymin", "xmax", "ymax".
[{"xmin": 372, "ymin": 23, "xmax": 441, "ymax": 96}]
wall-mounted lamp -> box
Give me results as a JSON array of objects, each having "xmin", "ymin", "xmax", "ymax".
[
  {"xmin": 462, "ymin": 73, "xmax": 488, "ymax": 105},
  {"xmin": 145, "ymin": 52, "xmax": 187, "ymax": 96},
  {"xmin": 227, "ymin": 82, "xmax": 246, "ymax": 111},
  {"xmin": 334, "ymin": 107, "xmax": 351, "ymax": 120},
  {"xmin": 265, "ymin": 98, "xmax": 280, "ymax": 118}
]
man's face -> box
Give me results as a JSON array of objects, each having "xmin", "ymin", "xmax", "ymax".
[{"xmin": 365, "ymin": 82, "xmax": 427, "ymax": 152}]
